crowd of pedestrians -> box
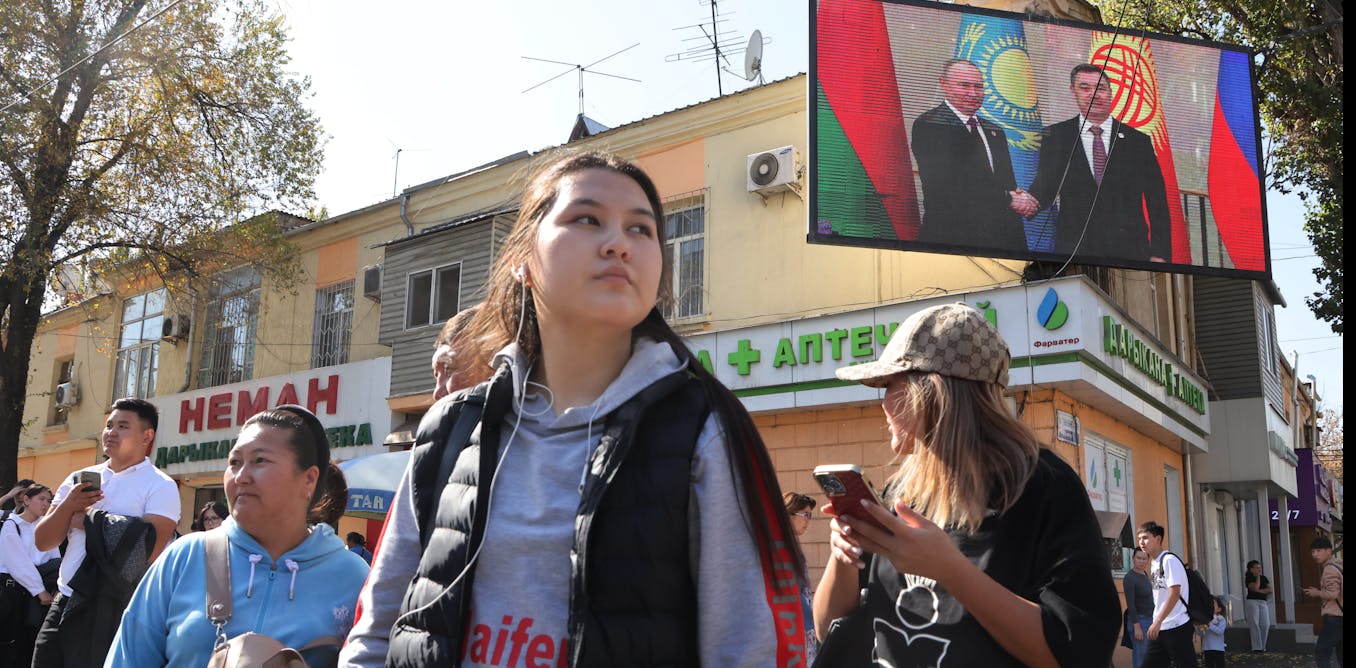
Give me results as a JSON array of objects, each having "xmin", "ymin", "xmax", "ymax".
[{"xmin": 0, "ymin": 150, "xmax": 1342, "ymax": 668}]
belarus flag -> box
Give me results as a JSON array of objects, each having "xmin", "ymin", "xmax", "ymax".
[{"xmin": 816, "ymin": 0, "xmax": 921, "ymax": 240}]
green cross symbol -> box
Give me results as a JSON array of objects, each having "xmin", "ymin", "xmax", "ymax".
[
  {"xmin": 728, "ymin": 338, "xmax": 761, "ymax": 376},
  {"xmin": 1113, "ymin": 461, "xmax": 1122, "ymax": 488}
]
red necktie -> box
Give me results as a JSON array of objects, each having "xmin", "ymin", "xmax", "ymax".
[
  {"xmin": 968, "ymin": 117, "xmax": 992, "ymax": 173},
  {"xmin": 1091, "ymin": 125, "xmax": 1107, "ymax": 184}
]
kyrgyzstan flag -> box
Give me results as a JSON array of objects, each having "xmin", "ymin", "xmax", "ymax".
[
  {"xmin": 1206, "ymin": 50, "xmax": 1265, "ymax": 272},
  {"xmin": 1089, "ymin": 34, "xmax": 1192, "ymax": 264},
  {"xmin": 816, "ymin": 0, "xmax": 920, "ymax": 240}
]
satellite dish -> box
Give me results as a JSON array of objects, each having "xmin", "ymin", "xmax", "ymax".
[{"xmin": 743, "ymin": 30, "xmax": 764, "ymax": 83}]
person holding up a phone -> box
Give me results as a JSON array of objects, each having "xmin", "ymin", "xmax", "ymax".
[{"xmin": 814, "ymin": 303, "xmax": 1120, "ymax": 667}]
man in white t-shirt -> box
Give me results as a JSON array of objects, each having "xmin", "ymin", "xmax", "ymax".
[
  {"xmin": 1138, "ymin": 520, "xmax": 1196, "ymax": 667},
  {"xmin": 31, "ymin": 397, "xmax": 181, "ymax": 667}
]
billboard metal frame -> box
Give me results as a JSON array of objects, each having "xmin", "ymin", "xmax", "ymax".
[{"xmin": 808, "ymin": 0, "xmax": 1271, "ymax": 280}]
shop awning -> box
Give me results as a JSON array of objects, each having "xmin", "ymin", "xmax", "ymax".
[
  {"xmin": 1095, "ymin": 510, "xmax": 1133, "ymax": 546},
  {"xmin": 338, "ymin": 450, "xmax": 410, "ymax": 520}
]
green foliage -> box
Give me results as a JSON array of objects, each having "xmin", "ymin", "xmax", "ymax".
[
  {"xmin": 1100, "ymin": 0, "xmax": 1343, "ymax": 333},
  {"xmin": 0, "ymin": 0, "xmax": 323, "ymax": 485}
]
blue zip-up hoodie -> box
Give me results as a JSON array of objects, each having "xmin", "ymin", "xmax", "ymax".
[{"xmin": 105, "ymin": 517, "xmax": 369, "ymax": 667}]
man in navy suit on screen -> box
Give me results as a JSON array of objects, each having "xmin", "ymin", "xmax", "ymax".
[{"xmin": 1013, "ymin": 64, "xmax": 1171, "ymax": 262}]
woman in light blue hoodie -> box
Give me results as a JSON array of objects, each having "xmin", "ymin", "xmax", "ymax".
[{"xmin": 105, "ymin": 405, "xmax": 369, "ymax": 667}]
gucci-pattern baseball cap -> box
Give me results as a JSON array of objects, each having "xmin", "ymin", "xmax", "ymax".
[{"xmin": 835, "ymin": 302, "xmax": 1010, "ymax": 388}]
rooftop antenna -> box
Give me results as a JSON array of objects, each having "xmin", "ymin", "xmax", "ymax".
[
  {"xmin": 388, "ymin": 140, "xmax": 431, "ymax": 197},
  {"xmin": 522, "ymin": 43, "xmax": 642, "ymax": 116},
  {"xmin": 666, "ymin": 0, "xmax": 755, "ymax": 96}
]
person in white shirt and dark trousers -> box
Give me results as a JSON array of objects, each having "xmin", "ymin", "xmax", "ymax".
[{"xmin": 1137, "ymin": 520, "xmax": 1196, "ymax": 668}]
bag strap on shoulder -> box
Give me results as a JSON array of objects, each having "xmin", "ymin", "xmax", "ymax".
[{"xmin": 205, "ymin": 529, "xmax": 233, "ymax": 646}]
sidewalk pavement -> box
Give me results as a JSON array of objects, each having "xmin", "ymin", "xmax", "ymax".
[
  {"xmin": 1112, "ymin": 646, "xmax": 1313, "ymax": 667},
  {"xmin": 1225, "ymin": 649, "xmax": 1315, "ymax": 667}
]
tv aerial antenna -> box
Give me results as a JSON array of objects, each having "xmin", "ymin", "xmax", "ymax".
[
  {"xmin": 522, "ymin": 43, "xmax": 642, "ymax": 116},
  {"xmin": 666, "ymin": 0, "xmax": 766, "ymax": 96}
]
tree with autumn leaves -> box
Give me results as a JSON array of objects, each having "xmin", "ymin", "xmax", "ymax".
[{"xmin": 0, "ymin": 0, "xmax": 322, "ymax": 486}]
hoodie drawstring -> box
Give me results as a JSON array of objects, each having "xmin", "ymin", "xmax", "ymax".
[
  {"xmin": 245, "ymin": 554, "xmax": 263, "ymax": 598},
  {"xmin": 284, "ymin": 559, "xmax": 299, "ymax": 600}
]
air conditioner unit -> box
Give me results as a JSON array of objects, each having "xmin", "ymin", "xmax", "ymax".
[
  {"xmin": 55, "ymin": 381, "xmax": 79, "ymax": 408},
  {"xmin": 162, "ymin": 313, "xmax": 191, "ymax": 341},
  {"xmin": 746, "ymin": 145, "xmax": 799, "ymax": 193},
  {"xmin": 362, "ymin": 265, "xmax": 382, "ymax": 301}
]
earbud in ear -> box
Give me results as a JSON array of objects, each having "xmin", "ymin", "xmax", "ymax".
[{"xmin": 514, "ymin": 265, "xmax": 528, "ymax": 285}]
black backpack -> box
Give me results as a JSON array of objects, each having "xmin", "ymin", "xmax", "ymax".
[{"xmin": 1159, "ymin": 551, "xmax": 1213, "ymax": 624}]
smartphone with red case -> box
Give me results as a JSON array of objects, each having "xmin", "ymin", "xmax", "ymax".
[{"xmin": 813, "ymin": 464, "xmax": 887, "ymax": 531}]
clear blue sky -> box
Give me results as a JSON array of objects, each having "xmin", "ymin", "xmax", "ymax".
[{"xmin": 274, "ymin": 0, "xmax": 1341, "ymax": 412}]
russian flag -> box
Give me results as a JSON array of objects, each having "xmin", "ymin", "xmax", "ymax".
[{"xmin": 1207, "ymin": 50, "xmax": 1265, "ymax": 272}]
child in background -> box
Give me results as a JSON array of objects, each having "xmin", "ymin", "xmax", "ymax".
[{"xmin": 1200, "ymin": 595, "xmax": 1228, "ymax": 667}]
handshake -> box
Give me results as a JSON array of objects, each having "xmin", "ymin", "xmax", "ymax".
[{"xmin": 1008, "ymin": 188, "xmax": 1039, "ymax": 219}]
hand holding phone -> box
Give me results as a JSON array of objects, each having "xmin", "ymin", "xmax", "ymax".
[
  {"xmin": 76, "ymin": 470, "xmax": 101, "ymax": 493},
  {"xmin": 813, "ymin": 464, "xmax": 887, "ymax": 531}
]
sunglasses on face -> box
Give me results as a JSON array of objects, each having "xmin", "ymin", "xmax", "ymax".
[{"xmin": 794, "ymin": 511, "xmax": 812, "ymax": 519}]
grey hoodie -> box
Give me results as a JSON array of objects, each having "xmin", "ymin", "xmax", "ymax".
[{"xmin": 340, "ymin": 338, "xmax": 780, "ymax": 667}]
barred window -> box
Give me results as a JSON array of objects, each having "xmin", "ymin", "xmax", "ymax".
[
  {"xmin": 113, "ymin": 289, "xmax": 165, "ymax": 399},
  {"xmin": 312, "ymin": 281, "xmax": 354, "ymax": 368},
  {"xmin": 198, "ymin": 267, "xmax": 262, "ymax": 388},
  {"xmin": 406, "ymin": 263, "xmax": 460, "ymax": 329},
  {"xmin": 662, "ymin": 190, "xmax": 706, "ymax": 320}
]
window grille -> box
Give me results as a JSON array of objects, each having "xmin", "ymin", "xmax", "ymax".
[
  {"xmin": 312, "ymin": 281, "xmax": 354, "ymax": 368},
  {"xmin": 662, "ymin": 189, "xmax": 707, "ymax": 320},
  {"xmin": 198, "ymin": 267, "xmax": 262, "ymax": 388}
]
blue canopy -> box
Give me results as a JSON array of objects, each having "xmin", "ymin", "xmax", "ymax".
[{"xmin": 338, "ymin": 450, "xmax": 410, "ymax": 520}]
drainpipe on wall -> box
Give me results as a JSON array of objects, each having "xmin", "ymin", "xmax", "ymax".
[
  {"xmin": 1184, "ymin": 451, "xmax": 1201, "ymax": 569},
  {"xmin": 177, "ymin": 307, "xmax": 196, "ymax": 393},
  {"xmin": 400, "ymin": 192, "xmax": 414, "ymax": 237}
]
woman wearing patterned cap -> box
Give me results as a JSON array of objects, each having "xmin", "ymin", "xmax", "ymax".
[{"xmin": 812, "ymin": 302, "xmax": 1120, "ymax": 667}]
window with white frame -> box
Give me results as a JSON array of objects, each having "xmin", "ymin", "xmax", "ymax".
[
  {"xmin": 52, "ymin": 358, "xmax": 74, "ymax": 425},
  {"xmin": 406, "ymin": 263, "xmax": 460, "ymax": 329},
  {"xmin": 1263, "ymin": 308, "xmax": 1279, "ymax": 376},
  {"xmin": 312, "ymin": 281, "xmax": 354, "ymax": 368},
  {"xmin": 662, "ymin": 190, "xmax": 706, "ymax": 320},
  {"xmin": 198, "ymin": 267, "xmax": 262, "ymax": 388},
  {"xmin": 113, "ymin": 289, "xmax": 165, "ymax": 400}
]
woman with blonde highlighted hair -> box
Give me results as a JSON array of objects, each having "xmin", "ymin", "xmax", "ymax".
[{"xmin": 814, "ymin": 302, "xmax": 1120, "ymax": 667}]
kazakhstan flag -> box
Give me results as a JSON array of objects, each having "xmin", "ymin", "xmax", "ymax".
[{"xmin": 954, "ymin": 15, "xmax": 1055, "ymax": 252}]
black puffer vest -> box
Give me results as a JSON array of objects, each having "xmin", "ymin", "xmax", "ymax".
[{"xmin": 386, "ymin": 363, "xmax": 711, "ymax": 668}]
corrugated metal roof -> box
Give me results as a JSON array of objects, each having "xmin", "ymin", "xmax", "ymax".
[{"xmin": 380, "ymin": 204, "xmax": 520, "ymax": 247}]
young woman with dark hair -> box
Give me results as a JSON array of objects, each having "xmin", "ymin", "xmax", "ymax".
[
  {"xmin": 192, "ymin": 501, "xmax": 228, "ymax": 532},
  {"xmin": 342, "ymin": 150, "xmax": 804, "ymax": 667}
]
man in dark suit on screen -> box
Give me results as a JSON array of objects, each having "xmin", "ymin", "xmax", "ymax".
[
  {"xmin": 1012, "ymin": 64, "xmax": 1171, "ymax": 262},
  {"xmin": 910, "ymin": 59, "xmax": 1028, "ymax": 253}
]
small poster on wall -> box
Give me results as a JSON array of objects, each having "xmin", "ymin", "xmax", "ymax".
[
  {"xmin": 1057, "ymin": 410, "xmax": 1081, "ymax": 445},
  {"xmin": 1084, "ymin": 443, "xmax": 1108, "ymax": 511}
]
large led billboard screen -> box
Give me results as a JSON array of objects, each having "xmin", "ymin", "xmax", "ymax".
[{"xmin": 810, "ymin": 0, "xmax": 1270, "ymax": 279}]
